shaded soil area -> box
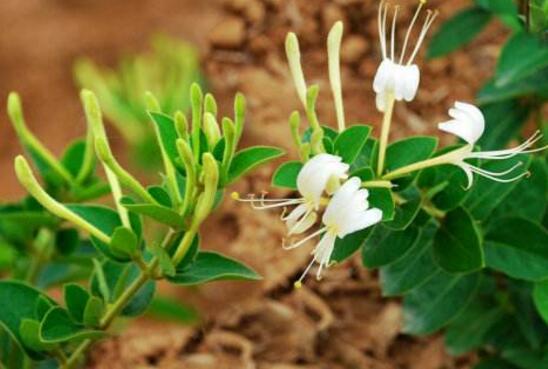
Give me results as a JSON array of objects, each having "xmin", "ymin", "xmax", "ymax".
[{"xmin": 0, "ymin": 0, "xmax": 507, "ymax": 368}]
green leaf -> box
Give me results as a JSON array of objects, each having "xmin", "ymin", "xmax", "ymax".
[
  {"xmin": 368, "ymin": 188, "xmax": 395, "ymax": 221},
  {"xmin": 330, "ymin": 228, "xmax": 372, "ymax": 263},
  {"xmin": 40, "ymin": 307, "xmax": 105, "ymax": 343},
  {"xmin": 384, "ymin": 136, "xmax": 437, "ymax": 189},
  {"xmin": 82, "ymin": 296, "xmax": 103, "ymax": 328},
  {"xmin": 484, "ymin": 217, "xmax": 548, "ymax": 281},
  {"xmin": 433, "ymin": 207, "xmax": 484, "ymax": 273},
  {"xmin": 464, "ymin": 155, "xmax": 531, "ymax": 220},
  {"xmin": 227, "ymin": 146, "xmax": 284, "ymax": 185},
  {"xmin": 475, "ymin": 101, "xmax": 531, "ymax": 150},
  {"xmin": 351, "ymin": 138, "xmax": 378, "ymax": 172},
  {"xmin": 121, "ymin": 200, "xmax": 185, "ymax": 229},
  {"xmin": 379, "ymin": 222, "xmax": 440, "ymax": 296},
  {"xmin": 362, "ymin": 225, "xmax": 419, "ymax": 268},
  {"xmin": 148, "ymin": 112, "xmax": 179, "ymax": 166},
  {"xmin": 64, "ymin": 283, "xmax": 90, "ymax": 323},
  {"xmin": 147, "ymin": 186, "xmax": 172, "ymax": 207},
  {"xmin": 427, "ymin": 6, "xmax": 492, "ymax": 58},
  {"xmin": 19, "ymin": 319, "xmax": 56, "ymax": 352},
  {"xmin": 495, "ymin": 32, "xmax": 548, "ymax": 87},
  {"xmin": 334, "ymin": 125, "xmax": 371, "ymax": 165},
  {"xmin": 272, "ymin": 161, "xmax": 303, "ymax": 190},
  {"xmin": 61, "ymin": 139, "xmax": 89, "ymax": 178},
  {"xmin": 90, "ymin": 260, "xmax": 156, "ymax": 317},
  {"xmin": 146, "ymin": 296, "xmax": 198, "ymax": 324},
  {"xmin": 0, "ymin": 281, "xmax": 54, "ymax": 359},
  {"xmin": 386, "ymin": 186, "xmax": 422, "ymax": 230},
  {"xmin": 491, "ymin": 157, "xmax": 547, "ymax": 223},
  {"xmin": 55, "ymin": 228, "xmax": 80, "ymax": 256},
  {"xmin": 110, "ymin": 226, "xmax": 139, "ymax": 258},
  {"xmin": 444, "ymin": 277, "xmax": 504, "ymax": 355},
  {"xmin": 478, "ymin": 69, "xmax": 548, "ymax": 104},
  {"xmin": 534, "ymin": 280, "xmax": 548, "ymax": 325},
  {"xmin": 150, "ymin": 244, "xmax": 176, "ymax": 277},
  {"xmin": 403, "ymin": 271, "xmax": 481, "ymax": 335},
  {"xmin": 0, "ymin": 210, "xmax": 57, "ymax": 229},
  {"xmin": 169, "ymin": 251, "xmax": 261, "ymax": 285}
]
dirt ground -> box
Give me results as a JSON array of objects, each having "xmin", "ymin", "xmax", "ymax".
[{"xmin": 0, "ymin": 0, "xmax": 507, "ymax": 368}]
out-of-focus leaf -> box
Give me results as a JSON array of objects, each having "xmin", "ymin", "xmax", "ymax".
[
  {"xmin": 427, "ymin": 7, "xmax": 492, "ymax": 58},
  {"xmin": 495, "ymin": 32, "xmax": 548, "ymax": 87}
]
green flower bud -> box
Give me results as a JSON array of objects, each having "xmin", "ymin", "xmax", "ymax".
[
  {"xmin": 204, "ymin": 93, "xmax": 218, "ymax": 116},
  {"xmin": 203, "ymin": 112, "xmax": 222, "ymax": 150},
  {"xmin": 193, "ymin": 153, "xmax": 219, "ymax": 227},
  {"xmin": 174, "ymin": 111, "xmax": 189, "ymax": 141},
  {"xmin": 145, "ymin": 91, "xmax": 161, "ymax": 112}
]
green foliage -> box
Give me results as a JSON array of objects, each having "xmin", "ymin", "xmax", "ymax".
[
  {"xmin": 1, "ymin": 84, "xmax": 278, "ymax": 368},
  {"xmin": 168, "ymin": 251, "xmax": 261, "ymax": 285},
  {"xmin": 74, "ymin": 35, "xmax": 202, "ymax": 169},
  {"xmin": 433, "ymin": 207, "xmax": 484, "ymax": 274},
  {"xmin": 427, "ymin": 6, "xmax": 492, "ymax": 59}
]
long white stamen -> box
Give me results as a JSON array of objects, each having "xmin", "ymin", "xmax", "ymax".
[
  {"xmin": 469, "ymin": 165, "xmax": 529, "ymax": 183},
  {"xmin": 381, "ymin": 2, "xmax": 389, "ymax": 59},
  {"xmin": 400, "ymin": 1, "xmax": 425, "ymax": 64},
  {"xmin": 378, "ymin": 0, "xmax": 387, "ymax": 59},
  {"xmin": 282, "ymin": 227, "xmax": 326, "ymax": 250},
  {"xmin": 287, "ymin": 207, "xmax": 314, "ymax": 235},
  {"xmin": 233, "ymin": 193, "xmax": 304, "ymax": 210},
  {"xmin": 469, "ymin": 162, "xmax": 523, "ymax": 177},
  {"xmin": 469, "ymin": 131, "xmax": 546, "ymax": 160},
  {"xmin": 391, "ymin": 6, "xmax": 399, "ymax": 61},
  {"xmin": 407, "ymin": 9, "xmax": 438, "ymax": 65},
  {"xmin": 296, "ymin": 258, "xmax": 316, "ymax": 287}
]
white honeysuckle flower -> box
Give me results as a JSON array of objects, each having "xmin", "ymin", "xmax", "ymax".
[
  {"xmin": 232, "ymin": 153, "xmax": 349, "ymax": 235},
  {"xmin": 373, "ymin": 0, "xmax": 437, "ymax": 112},
  {"xmin": 437, "ymin": 101, "xmax": 547, "ymax": 188},
  {"xmin": 286, "ymin": 177, "xmax": 383, "ymax": 286}
]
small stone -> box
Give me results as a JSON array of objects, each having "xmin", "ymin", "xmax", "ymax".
[
  {"xmin": 341, "ymin": 35, "xmax": 370, "ymax": 64},
  {"xmin": 245, "ymin": 0, "xmax": 265, "ymax": 23},
  {"xmin": 209, "ymin": 17, "xmax": 247, "ymax": 48}
]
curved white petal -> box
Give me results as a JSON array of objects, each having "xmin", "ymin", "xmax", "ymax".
[
  {"xmin": 439, "ymin": 102, "xmax": 484, "ymax": 145},
  {"xmin": 373, "ymin": 59, "xmax": 394, "ymax": 94},
  {"xmin": 402, "ymin": 64, "xmax": 420, "ymax": 101},
  {"xmin": 322, "ymin": 177, "xmax": 362, "ymax": 226},
  {"xmin": 339, "ymin": 208, "xmax": 383, "ymax": 237},
  {"xmin": 322, "ymin": 177, "xmax": 382, "ymax": 238},
  {"xmin": 376, "ymin": 91, "xmax": 388, "ymax": 112},
  {"xmin": 297, "ymin": 154, "xmax": 349, "ymax": 206}
]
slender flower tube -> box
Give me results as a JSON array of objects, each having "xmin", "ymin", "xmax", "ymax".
[
  {"xmin": 373, "ymin": 0, "xmax": 437, "ymax": 112},
  {"xmin": 233, "ymin": 154, "xmax": 349, "ymax": 235},
  {"xmin": 285, "ymin": 177, "xmax": 382, "ymax": 286},
  {"xmin": 384, "ymin": 101, "xmax": 548, "ymax": 188}
]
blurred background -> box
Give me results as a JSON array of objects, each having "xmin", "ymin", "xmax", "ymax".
[{"xmin": 1, "ymin": 1, "xmax": 545, "ymax": 368}]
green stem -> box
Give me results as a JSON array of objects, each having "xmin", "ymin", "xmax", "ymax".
[
  {"xmin": 382, "ymin": 146, "xmax": 468, "ymax": 181},
  {"xmin": 171, "ymin": 227, "xmax": 198, "ymax": 267},
  {"xmin": 361, "ymin": 180, "xmax": 393, "ymax": 188},
  {"xmin": 377, "ymin": 93, "xmax": 395, "ymax": 177},
  {"xmin": 60, "ymin": 228, "xmax": 178, "ymax": 369}
]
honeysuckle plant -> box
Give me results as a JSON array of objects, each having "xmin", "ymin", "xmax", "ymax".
[
  {"xmin": 0, "ymin": 84, "xmax": 283, "ymax": 369},
  {"xmin": 235, "ymin": 2, "xmax": 548, "ymax": 367},
  {"xmin": 74, "ymin": 34, "xmax": 202, "ymax": 169}
]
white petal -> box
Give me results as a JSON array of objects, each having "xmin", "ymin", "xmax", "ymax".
[
  {"xmin": 313, "ymin": 232, "xmax": 337, "ymax": 265},
  {"xmin": 440, "ymin": 102, "xmax": 484, "ymax": 145},
  {"xmin": 322, "ymin": 177, "xmax": 362, "ymax": 226},
  {"xmin": 376, "ymin": 91, "xmax": 387, "ymax": 112},
  {"xmin": 373, "ymin": 59, "xmax": 394, "ymax": 94},
  {"xmin": 339, "ymin": 208, "xmax": 383, "ymax": 237},
  {"xmin": 284, "ymin": 203, "xmax": 308, "ymax": 230},
  {"xmin": 297, "ymin": 154, "xmax": 349, "ymax": 206},
  {"xmin": 402, "ymin": 64, "xmax": 420, "ymax": 101}
]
